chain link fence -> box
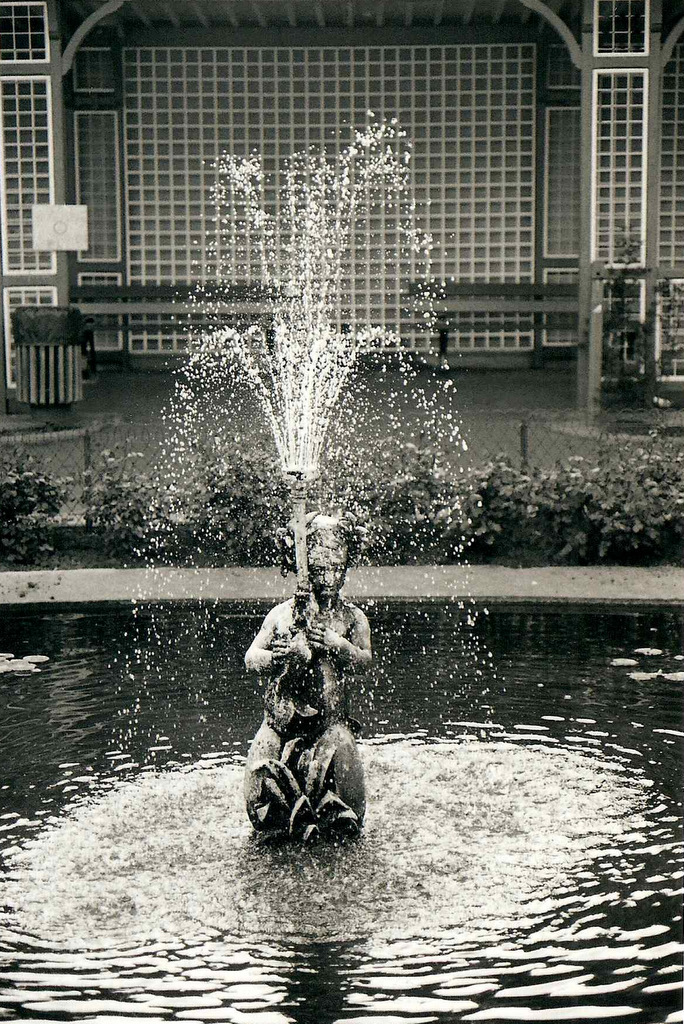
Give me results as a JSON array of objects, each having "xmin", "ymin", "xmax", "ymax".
[{"xmin": 2, "ymin": 407, "xmax": 680, "ymax": 522}]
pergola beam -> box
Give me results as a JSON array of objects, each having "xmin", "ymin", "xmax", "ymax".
[
  {"xmin": 189, "ymin": 0, "xmax": 209, "ymax": 26},
  {"xmin": 662, "ymin": 15, "xmax": 684, "ymax": 67},
  {"xmin": 375, "ymin": 0, "xmax": 385, "ymax": 27},
  {"xmin": 516, "ymin": 0, "xmax": 582, "ymax": 67},
  {"xmin": 432, "ymin": 0, "xmax": 444, "ymax": 26},
  {"xmin": 404, "ymin": 1, "xmax": 413, "ymax": 27},
  {"xmin": 223, "ymin": 2, "xmax": 239, "ymax": 27},
  {"xmin": 161, "ymin": 1, "xmax": 180, "ymax": 27},
  {"xmin": 127, "ymin": 0, "xmax": 151, "ymax": 24},
  {"xmin": 61, "ymin": 0, "xmax": 124, "ymax": 75}
]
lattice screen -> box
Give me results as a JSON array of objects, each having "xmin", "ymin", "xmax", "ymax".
[
  {"xmin": 657, "ymin": 279, "xmax": 684, "ymax": 379},
  {"xmin": 75, "ymin": 110, "xmax": 121, "ymax": 261},
  {"xmin": 444, "ymin": 313, "xmax": 533, "ymax": 352},
  {"xmin": 73, "ymin": 47, "xmax": 115, "ymax": 93},
  {"xmin": 2, "ymin": 284, "xmax": 56, "ymax": 385},
  {"xmin": 545, "ymin": 107, "xmax": 581, "ymax": 258},
  {"xmin": 593, "ymin": 70, "xmax": 647, "ymax": 264},
  {"xmin": 595, "ymin": 0, "xmax": 648, "ymax": 55},
  {"xmin": 0, "ymin": 2, "xmax": 48, "ymax": 62},
  {"xmin": 123, "ymin": 44, "xmax": 535, "ymax": 352},
  {"xmin": 660, "ymin": 45, "xmax": 684, "ymax": 269},
  {"xmin": 0, "ymin": 76, "xmax": 54, "ymax": 274},
  {"xmin": 546, "ymin": 44, "xmax": 580, "ymax": 90}
]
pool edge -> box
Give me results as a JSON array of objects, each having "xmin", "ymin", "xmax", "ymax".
[{"xmin": 0, "ymin": 565, "xmax": 682, "ymax": 610}]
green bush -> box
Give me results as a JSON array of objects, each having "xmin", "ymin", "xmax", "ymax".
[
  {"xmin": 85, "ymin": 448, "xmax": 180, "ymax": 561},
  {"xmin": 457, "ymin": 457, "xmax": 543, "ymax": 558},
  {"xmin": 459, "ymin": 436, "xmax": 684, "ymax": 565},
  {"xmin": 355, "ymin": 442, "xmax": 465, "ymax": 564},
  {"xmin": 0, "ymin": 455, "xmax": 65, "ymax": 564},
  {"xmin": 546, "ymin": 438, "xmax": 684, "ymax": 563},
  {"xmin": 81, "ymin": 434, "xmax": 684, "ymax": 568},
  {"xmin": 195, "ymin": 447, "xmax": 290, "ymax": 565}
]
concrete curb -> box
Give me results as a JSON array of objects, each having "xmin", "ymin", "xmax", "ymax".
[{"xmin": 0, "ymin": 565, "xmax": 682, "ymax": 609}]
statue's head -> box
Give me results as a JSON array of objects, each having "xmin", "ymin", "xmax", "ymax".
[{"xmin": 278, "ymin": 511, "xmax": 365, "ymax": 597}]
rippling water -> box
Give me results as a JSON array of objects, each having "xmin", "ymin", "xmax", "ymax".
[{"xmin": 0, "ymin": 601, "xmax": 682, "ymax": 1023}]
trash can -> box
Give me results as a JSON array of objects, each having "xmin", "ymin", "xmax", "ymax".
[{"xmin": 11, "ymin": 306, "xmax": 84, "ymax": 408}]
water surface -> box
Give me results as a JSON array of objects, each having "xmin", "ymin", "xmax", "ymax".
[{"xmin": 0, "ymin": 602, "xmax": 682, "ymax": 1023}]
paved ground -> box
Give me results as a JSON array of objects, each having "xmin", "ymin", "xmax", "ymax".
[{"xmin": 1, "ymin": 565, "xmax": 682, "ymax": 609}]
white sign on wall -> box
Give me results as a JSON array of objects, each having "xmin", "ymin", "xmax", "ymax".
[{"xmin": 32, "ymin": 205, "xmax": 89, "ymax": 251}]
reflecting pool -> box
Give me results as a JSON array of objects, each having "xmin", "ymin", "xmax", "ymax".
[{"xmin": 0, "ymin": 602, "xmax": 682, "ymax": 1023}]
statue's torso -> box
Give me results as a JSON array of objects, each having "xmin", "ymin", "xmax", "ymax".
[{"xmin": 265, "ymin": 599, "xmax": 356, "ymax": 737}]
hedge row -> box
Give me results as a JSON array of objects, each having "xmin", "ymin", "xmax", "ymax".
[{"xmin": 2, "ymin": 433, "xmax": 683, "ymax": 567}]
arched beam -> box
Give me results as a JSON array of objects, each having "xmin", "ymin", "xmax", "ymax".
[
  {"xmin": 61, "ymin": 0, "xmax": 126, "ymax": 76},
  {"xmin": 662, "ymin": 15, "xmax": 684, "ymax": 68},
  {"xmin": 516, "ymin": 0, "xmax": 582, "ymax": 67}
]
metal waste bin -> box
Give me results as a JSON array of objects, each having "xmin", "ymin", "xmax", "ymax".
[{"xmin": 11, "ymin": 306, "xmax": 84, "ymax": 408}]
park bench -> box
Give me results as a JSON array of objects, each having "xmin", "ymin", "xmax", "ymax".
[{"xmin": 71, "ymin": 280, "xmax": 579, "ymax": 366}]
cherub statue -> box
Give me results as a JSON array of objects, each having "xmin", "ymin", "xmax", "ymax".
[{"xmin": 244, "ymin": 511, "xmax": 371, "ymax": 843}]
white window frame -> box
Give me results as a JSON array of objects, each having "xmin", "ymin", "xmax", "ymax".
[
  {"xmin": 74, "ymin": 109, "xmax": 122, "ymax": 262},
  {"xmin": 590, "ymin": 68, "xmax": 648, "ymax": 266},
  {"xmin": 0, "ymin": 74, "xmax": 56, "ymax": 275},
  {"xmin": 0, "ymin": 2, "xmax": 49, "ymax": 64},
  {"xmin": 656, "ymin": 278, "xmax": 684, "ymax": 380},
  {"xmin": 593, "ymin": 0, "xmax": 650, "ymax": 58}
]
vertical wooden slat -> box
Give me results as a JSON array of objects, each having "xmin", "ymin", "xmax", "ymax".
[
  {"xmin": 58, "ymin": 345, "xmax": 66, "ymax": 404},
  {"xmin": 29, "ymin": 346, "xmax": 37, "ymax": 404},
  {"xmin": 40, "ymin": 346, "xmax": 47, "ymax": 405},
  {"xmin": 74, "ymin": 346, "xmax": 83, "ymax": 401}
]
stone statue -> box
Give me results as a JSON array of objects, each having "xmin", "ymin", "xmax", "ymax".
[{"xmin": 244, "ymin": 511, "xmax": 371, "ymax": 843}]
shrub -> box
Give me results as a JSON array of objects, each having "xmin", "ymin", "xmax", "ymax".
[
  {"xmin": 85, "ymin": 448, "xmax": 180, "ymax": 562},
  {"xmin": 458, "ymin": 436, "xmax": 684, "ymax": 565},
  {"xmin": 356, "ymin": 442, "xmax": 465, "ymax": 564},
  {"xmin": 0, "ymin": 454, "xmax": 65, "ymax": 564},
  {"xmin": 195, "ymin": 447, "xmax": 290, "ymax": 565},
  {"xmin": 457, "ymin": 457, "xmax": 546, "ymax": 558},
  {"xmin": 82, "ymin": 434, "xmax": 684, "ymax": 568},
  {"xmin": 546, "ymin": 436, "xmax": 684, "ymax": 563}
]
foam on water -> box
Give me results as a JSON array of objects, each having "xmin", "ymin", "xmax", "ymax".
[{"xmin": 3, "ymin": 740, "xmax": 648, "ymax": 950}]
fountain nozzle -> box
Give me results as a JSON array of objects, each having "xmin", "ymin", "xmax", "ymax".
[{"xmin": 283, "ymin": 468, "xmax": 317, "ymax": 593}]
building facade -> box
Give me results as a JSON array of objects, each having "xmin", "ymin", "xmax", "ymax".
[{"xmin": 1, "ymin": 0, "xmax": 683, "ymax": 406}]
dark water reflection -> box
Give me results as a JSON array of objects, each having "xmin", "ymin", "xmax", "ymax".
[{"xmin": 0, "ymin": 601, "xmax": 682, "ymax": 1023}]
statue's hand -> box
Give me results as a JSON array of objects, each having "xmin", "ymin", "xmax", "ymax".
[
  {"xmin": 271, "ymin": 633, "xmax": 312, "ymax": 665},
  {"xmin": 308, "ymin": 625, "xmax": 345, "ymax": 654}
]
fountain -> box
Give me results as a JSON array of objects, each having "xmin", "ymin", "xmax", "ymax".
[{"xmin": 185, "ymin": 118, "xmax": 438, "ymax": 841}]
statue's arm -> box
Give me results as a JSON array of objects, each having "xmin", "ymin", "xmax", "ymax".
[
  {"xmin": 244, "ymin": 607, "xmax": 279, "ymax": 673},
  {"xmin": 345, "ymin": 608, "xmax": 372, "ymax": 669}
]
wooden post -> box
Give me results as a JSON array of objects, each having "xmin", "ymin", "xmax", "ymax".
[
  {"xmin": 46, "ymin": 0, "xmax": 70, "ymax": 308},
  {"xmin": 587, "ymin": 269, "xmax": 605, "ymax": 420},
  {"xmin": 644, "ymin": 0, "xmax": 664, "ymax": 400},
  {"xmin": 576, "ymin": 0, "xmax": 596, "ymax": 412}
]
